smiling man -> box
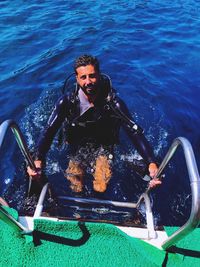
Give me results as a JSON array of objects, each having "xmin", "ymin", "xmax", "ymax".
[{"xmin": 27, "ymin": 55, "xmax": 161, "ymax": 193}]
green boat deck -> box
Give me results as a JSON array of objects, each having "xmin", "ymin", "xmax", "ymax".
[{"xmin": 0, "ymin": 206, "xmax": 200, "ymax": 267}]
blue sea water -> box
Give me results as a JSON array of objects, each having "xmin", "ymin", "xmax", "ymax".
[{"xmin": 0, "ymin": 0, "xmax": 200, "ymax": 225}]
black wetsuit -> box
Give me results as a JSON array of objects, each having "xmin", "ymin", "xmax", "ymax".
[{"xmin": 35, "ymin": 86, "xmax": 156, "ymax": 167}]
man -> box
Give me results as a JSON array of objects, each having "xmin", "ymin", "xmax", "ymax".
[{"xmin": 27, "ymin": 55, "xmax": 161, "ymax": 193}]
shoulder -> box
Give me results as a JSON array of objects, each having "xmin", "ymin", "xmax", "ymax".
[
  {"xmin": 111, "ymin": 94, "xmax": 127, "ymax": 109},
  {"xmin": 54, "ymin": 93, "xmax": 76, "ymax": 109},
  {"xmin": 49, "ymin": 94, "xmax": 74, "ymax": 118}
]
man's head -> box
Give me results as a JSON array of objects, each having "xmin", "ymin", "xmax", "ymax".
[{"xmin": 74, "ymin": 55, "xmax": 100, "ymax": 96}]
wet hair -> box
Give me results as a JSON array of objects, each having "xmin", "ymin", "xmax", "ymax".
[{"xmin": 74, "ymin": 54, "xmax": 100, "ymax": 74}]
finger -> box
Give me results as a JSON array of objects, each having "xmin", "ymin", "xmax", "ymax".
[
  {"xmin": 149, "ymin": 170, "xmax": 157, "ymax": 178},
  {"xmin": 148, "ymin": 163, "xmax": 158, "ymax": 178},
  {"xmin": 153, "ymin": 180, "xmax": 161, "ymax": 185},
  {"xmin": 27, "ymin": 167, "xmax": 37, "ymax": 176},
  {"xmin": 149, "ymin": 179, "xmax": 162, "ymax": 188},
  {"xmin": 35, "ymin": 160, "xmax": 42, "ymax": 168}
]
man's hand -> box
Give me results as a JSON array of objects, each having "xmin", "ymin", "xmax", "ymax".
[
  {"xmin": 27, "ymin": 160, "xmax": 42, "ymax": 181},
  {"xmin": 148, "ymin": 163, "xmax": 162, "ymax": 188}
]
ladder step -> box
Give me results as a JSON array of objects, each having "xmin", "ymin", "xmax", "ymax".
[{"xmin": 57, "ymin": 196, "xmax": 138, "ymax": 209}]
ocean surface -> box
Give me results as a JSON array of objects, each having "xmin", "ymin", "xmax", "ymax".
[{"xmin": 0, "ymin": 0, "xmax": 200, "ymax": 226}]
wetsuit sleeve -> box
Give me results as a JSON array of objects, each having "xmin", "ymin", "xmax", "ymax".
[
  {"xmin": 113, "ymin": 97, "xmax": 156, "ymax": 164},
  {"xmin": 35, "ymin": 95, "xmax": 70, "ymax": 161}
]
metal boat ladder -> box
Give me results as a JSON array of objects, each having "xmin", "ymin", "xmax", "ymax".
[{"xmin": 0, "ymin": 119, "xmax": 200, "ymax": 249}]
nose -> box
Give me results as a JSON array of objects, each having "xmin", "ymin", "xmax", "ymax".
[{"xmin": 85, "ymin": 75, "xmax": 91, "ymax": 85}]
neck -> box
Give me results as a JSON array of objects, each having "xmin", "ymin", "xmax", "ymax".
[{"xmin": 87, "ymin": 94, "xmax": 97, "ymax": 103}]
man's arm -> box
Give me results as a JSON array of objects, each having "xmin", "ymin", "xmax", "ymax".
[
  {"xmin": 35, "ymin": 96, "xmax": 69, "ymax": 161},
  {"xmin": 27, "ymin": 95, "xmax": 70, "ymax": 178},
  {"xmin": 111, "ymin": 97, "xmax": 161, "ymax": 187}
]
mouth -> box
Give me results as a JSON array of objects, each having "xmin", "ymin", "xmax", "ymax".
[
  {"xmin": 84, "ymin": 84, "xmax": 96, "ymax": 95},
  {"xmin": 86, "ymin": 84, "xmax": 94, "ymax": 89},
  {"xmin": 86, "ymin": 87, "xmax": 94, "ymax": 92}
]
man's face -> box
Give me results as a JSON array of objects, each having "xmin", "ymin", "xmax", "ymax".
[{"xmin": 76, "ymin": 64, "xmax": 100, "ymax": 96}]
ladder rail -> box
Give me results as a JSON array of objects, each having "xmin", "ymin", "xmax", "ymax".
[
  {"xmin": 0, "ymin": 206, "xmax": 32, "ymax": 234},
  {"xmin": 0, "ymin": 119, "xmax": 36, "ymax": 170},
  {"xmin": 0, "ymin": 119, "xmax": 36, "ymax": 233},
  {"xmin": 155, "ymin": 137, "xmax": 200, "ymax": 250}
]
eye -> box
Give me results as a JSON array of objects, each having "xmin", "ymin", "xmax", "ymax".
[
  {"xmin": 89, "ymin": 73, "xmax": 96, "ymax": 79},
  {"xmin": 80, "ymin": 75, "xmax": 86, "ymax": 80}
]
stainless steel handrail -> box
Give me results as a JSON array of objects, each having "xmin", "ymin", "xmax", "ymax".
[
  {"xmin": 0, "ymin": 119, "xmax": 36, "ymax": 233},
  {"xmin": 33, "ymin": 183, "xmax": 49, "ymax": 218},
  {"xmin": 0, "ymin": 120, "xmax": 36, "ymax": 170},
  {"xmin": 155, "ymin": 137, "xmax": 200, "ymax": 250},
  {"xmin": 0, "ymin": 206, "xmax": 32, "ymax": 234}
]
